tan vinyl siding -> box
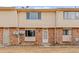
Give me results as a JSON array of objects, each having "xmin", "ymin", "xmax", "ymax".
[
  {"xmin": 56, "ymin": 11, "xmax": 79, "ymax": 27},
  {"xmin": 18, "ymin": 12, "xmax": 56, "ymax": 28},
  {"xmin": 0, "ymin": 11, "xmax": 17, "ymax": 27}
]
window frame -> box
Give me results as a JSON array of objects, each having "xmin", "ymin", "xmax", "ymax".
[
  {"xmin": 25, "ymin": 30, "xmax": 35, "ymax": 37},
  {"xmin": 26, "ymin": 12, "xmax": 41, "ymax": 20},
  {"xmin": 63, "ymin": 29, "xmax": 72, "ymax": 35},
  {"xmin": 64, "ymin": 12, "xmax": 79, "ymax": 20},
  {"xmin": 63, "ymin": 29, "xmax": 69, "ymax": 35}
]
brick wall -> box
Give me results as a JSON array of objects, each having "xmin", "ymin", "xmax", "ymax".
[
  {"xmin": 8, "ymin": 28, "xmax": 79, "ymax": 45},
  {"xmin": 35, "ymin": 28, "xmax": 42, "ymax": 45},
  {"xmin": 72, "ymin": 28, "xmax": 79, "ymax": 38},
  {"xmin": 0, "ymin": 28, "xmax": 3, "ymax": 44},
  {"xmin": 72, "ymin": 28, "xmax": 79, "ymax": 44},
  {"xmin": 9, "ymin": 28, "xmax": 18, "ymax": 45},
  {"xmin": 56, "ymin": 28, "xmax": 63, "ymax": 44},
  {"xmin": 48, "ymin": 28, "xmax": 55, "ymax": 45},
  {"xmin": 19, "ymin": 28, "xmax": 25, "ymax": 45}
]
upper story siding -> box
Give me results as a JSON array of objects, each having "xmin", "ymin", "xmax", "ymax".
[
  {"xmin": 0, "ymin": 8, "xmax": 79, "ymax": 28},
  {"xmin": 18, "ymin": 11, "xmax": 56, "ymax": 28},
  {"xmin": 17, "ymin": 8, "xmax": 79, "ymax": 28},
  {"xmin": 56, "ymin": 9, "xmax": 79, "ymax": 27},
  {"xmin": 0, "ymin": 7, "xmax": 18, "ymax": 27}
]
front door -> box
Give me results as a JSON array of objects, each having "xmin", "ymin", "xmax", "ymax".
[
  {"xmin": 3, "ymin": 28, "xmax": 10, "ymax": 45},
  {"xmin": 42, "ymin": 30, "xmax": 48, "ymax": 43}
]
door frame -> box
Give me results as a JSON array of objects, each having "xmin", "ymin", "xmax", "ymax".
[
  {"xmin": 3, "ymin": 28, "xmax": 10, "ymax": 45},
  {"xmin": 42, "ymin": 29, "xmax": 48, "ymax": 43}
]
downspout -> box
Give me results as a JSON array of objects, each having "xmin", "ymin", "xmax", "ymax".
[
  {"xmin": 17, "ymin": 11, "xmax": 20, "ymax": 44},
  {"xmin": 55, "ymin": 11, "xmax": 57, "ymax": 45}
]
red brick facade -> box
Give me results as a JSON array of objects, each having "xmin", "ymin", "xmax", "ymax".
[
  {"xmin": 19, "ymin": 28, "xmax": 25, "ymax": 45},
  {"xmin": 72, "ymin": 28, "xmax": 79, "ymax": 44},
  {"xmin": 0, "ymin": 28, "xmax": 79, "ymax": 46},
  {"xmin": 0, "ymin": 28, "xmax": 3, "ymax": 44},
  {"xmin": 35, "ymin": 28, "xmax": 42, "ymax": 45},
  {"xmin": 56, "ymin": 28, "xmax": 63, "ymax": 44},
  {"xmin": 48, "ymin": 28, "xmax": 55, "ymax": 45},
  {"xmin": 9, "ymin": 28, "xmax": 18, "ymax": 45}
]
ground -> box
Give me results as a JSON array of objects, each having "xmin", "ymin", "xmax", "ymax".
[{"xmin": 0, "ymin": 46, "xmax": 79, "ymax": 53}]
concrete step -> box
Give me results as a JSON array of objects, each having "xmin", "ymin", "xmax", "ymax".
[
  {"xmin": 41, "ymin": 43, "xmax": 51, "ymax": 46},
  {"xmin": 21, "ymin": 41, "xmax": 35, "ymax": 46}
]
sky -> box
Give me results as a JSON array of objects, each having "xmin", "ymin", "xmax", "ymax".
[
  {"xmin": 0, "ymin": 0, "xmax": 79, "ymax": 6},
  {"xmin": 16, "ymin": 6, "xmax": 79, "ymax": 9}
]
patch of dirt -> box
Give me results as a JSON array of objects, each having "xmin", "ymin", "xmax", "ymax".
[{"xmin": 0, "ymin": 46, "xmax": 79, "ymax": 53}]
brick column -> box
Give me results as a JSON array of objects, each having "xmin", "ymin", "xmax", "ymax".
[
  {"xmin": 9, "ymin": 28, "xmax": 18, "ymax": 45},
  {"xmin": 35, "ymin": 28, "xmax": 42, "ymax": 46},
  {"xmin": 72, "ymin": 28, "xmax": 79, "ymax": 44},
  {"xmin": 48, "ymin": 28, "xmax": 55, "ymax": 45},
  {"xmin": 56, "ymin": 28, "xmax": 63, "ymax": 44},
  {"xmin": 19, "ymin": 28, "xmax": 25, "ymax": 44},
  {"xmin": 0, "ymin": 28, "xmax": 3, "ymax": 44}
]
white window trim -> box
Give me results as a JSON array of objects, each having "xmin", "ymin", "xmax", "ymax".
[
  {"xmin": 24, "ymin": 29, "xmax": 36, "ymax": 41},
  {"xmin": 26, "ymin": 12, "xmax": 41, "ymax": 20}
]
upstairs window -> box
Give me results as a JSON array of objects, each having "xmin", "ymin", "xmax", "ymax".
[
  {"xmin": 27, "ymin": 12, "xmax": 41, "ymax": 20},
  {"xmin": 64, "ymin": 12, "xmax": 79, "ymax": 19}
]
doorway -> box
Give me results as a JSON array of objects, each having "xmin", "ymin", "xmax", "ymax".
[
  {"xmin": 42, "ymin": 29, "xmax": 48, "ymax": 43},
  {"xmin": 3, "ymin": 28, "xmax": 10, "ymax": 45}
]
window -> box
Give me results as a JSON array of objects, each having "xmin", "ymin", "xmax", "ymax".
[
  {"xmin": 27, "ymin": 12, "xmax": 41, "ymax": 19},
  {"xmin": 64, "ymin": 12, "xmax": 79, "ymax": 19},
  {"xmin": 63, "ymin": 29, "xmax": 69, "ymax": 35},
  {"xmin": 25, "ymin": 30, "xmax": 35, "ymax": 37},
  {"xmin": 63, "ymin": 29, "xmax": 71, "ymax": 35}
]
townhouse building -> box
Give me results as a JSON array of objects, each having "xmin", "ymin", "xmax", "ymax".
[{"xmin": 0, "ymin": 7, "xmax": 79, "ymax": 46}]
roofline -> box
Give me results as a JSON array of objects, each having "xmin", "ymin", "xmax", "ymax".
[
  {"xmin": 0, "ymin": 7, "xmax": 79, "ymax": 12},
  {"xmin": 0, "ymin": 7, "xmax": 16, "ymax": 11},
  {"xmin": 17, "ymin": 8, "xmax": 79, "ymax": 12},
  {"xmin": 17, "ymin": 9, "xmax": 56, "ymax": 12}
]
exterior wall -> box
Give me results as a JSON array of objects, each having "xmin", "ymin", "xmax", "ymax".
[
  {"xmin": 35, "ymin": 28, "xmax": 42, "ymax": 45},
  {"xmin": 56, "ymin": 28, "xmax": 63, "ymax": 44},
  {"xmin": 19, "ymin": 28, "xmax": 25, "ymax": 45},
  {"xmin": 55, "ymin": 28, "xmax": 74, "ymax": 44},
  {"xmin": 0, "ymin": 8, "xmax": 79, "ymax": 46},
  {"xmin": 56, "ymin": 11, "xmax": 79, "ymax": 27},
  {"xmin": 18, "ymin": 12, "xmax": 56, "ymax": 28},
  {"xmin": 0, "ymin": 28, "xmax": 79, "ymax": 46},
  {"xmin": 0, "ymin": 28, "xmax": 3, "ymax": 44},
  {"xmin": 18, "ymin": 28, "xmax": 42, "ymax": 46},
  {"xmin": 0, "ymin": 11, "xmax": 17, "ymax": 27},
  {"xmin": 72, "ymin": 28, "xmax": 79, "ymax": 44},
  {"xmin": 9, "ymin": 28, "xmax": 18, "ymax": 45},
  {"xmin": 48, "ymin": 28, "xmax": 55, "ymax": 45}
]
